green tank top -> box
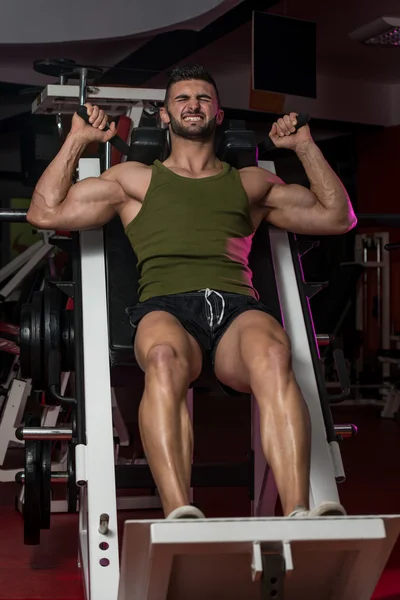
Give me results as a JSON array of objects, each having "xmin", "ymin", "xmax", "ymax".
[{"xmin": 125, "ymin": 159, "xmax": 257, "ymax": 302}]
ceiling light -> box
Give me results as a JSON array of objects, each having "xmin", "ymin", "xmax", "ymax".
[{"xmin": 349, "ymin": 16, "xmax": 400, "ymax": 46}]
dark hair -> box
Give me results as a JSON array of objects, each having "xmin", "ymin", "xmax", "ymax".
[{"xmin": 164, "ymin": 64, "xmax": 220, "ymax": 106}]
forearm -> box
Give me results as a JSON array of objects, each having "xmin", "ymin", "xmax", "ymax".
[
  {"xmin": 296, "ymin": 142, "xmax": 355, "ymax": 222},
  {"xmin": 28, "ymin": 133, "xmax": 87, "ymax": 220}
]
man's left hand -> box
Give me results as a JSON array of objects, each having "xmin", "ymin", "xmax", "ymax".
[{"xmin": 269, "ymin": 112, "xmax": 313, "ymax": 152}]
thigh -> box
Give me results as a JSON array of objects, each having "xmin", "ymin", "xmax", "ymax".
[
  {"xmin": 134, "ymin": 311, "xmax": 203, "ymax": 381},
  {"xmin": 214, "ymin": 310, "xmax": 290, "ymax": 394}
]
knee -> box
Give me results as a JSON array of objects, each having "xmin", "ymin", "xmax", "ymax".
[
  {"xmin": 249, "ymin": 334, "xmax": 292, "ymax": 380},
  {"xmin": 265, "ymin": 336, "xmax": 292, "ymax": 371},
  {"xmin": 146, "ymin": 343, "xmax": 190, "ymax": 378}
]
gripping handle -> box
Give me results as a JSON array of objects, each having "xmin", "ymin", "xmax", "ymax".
[
  {"xmin": 76, "ymin": 105, "xmax": 131, "ymax": 156},
  {"xmin": 259, "ymin": 112, "xmax": 311, "ymax": 154}
]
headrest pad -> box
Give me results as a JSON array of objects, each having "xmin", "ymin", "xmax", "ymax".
[
  {"xmin": 217, "ymin": 130, "xmax": 257, "ymax": 170},
  {"xmin": 128, "ymin": 127, "xmax": 168, "ymax": 165},
  {"xmin": 127, "ymin": 126, "xmax": 258, "ymax": 169}
]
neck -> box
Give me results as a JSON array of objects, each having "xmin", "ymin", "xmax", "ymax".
[{"xmin": 165, "ymin": 136, "xmax": 221, "ymax": 174}]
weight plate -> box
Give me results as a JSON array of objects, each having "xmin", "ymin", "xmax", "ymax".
[
  {"xmin": 40, "ymin": 441, "xmax": 52, "ymax": 530},
  {"xmin": 33, "ymin": 58, "xmax": 103, "ymax": 81},
  {"xmin": 71, "ymin": 410, "xmax": 77, "ymax": 446},
  {"xmin": 23, "ymin": 416, "xmax": 42, "ymax": 545},
  {"xmin": 30, "ymin": 292, "xmax": 43, "ymax": 390},
  {"xmin": 61, "ymin": 309, "xmax": 75, "ymax": 372},
  {"xmin": 67, "ymin": 443, "xmax": 78, "ymax": 513},
  {"xmin": 33, "ymin": 58, "xmax": 77, "ymax": 78},
  {"xmin": 43, "ymin": 284, "xmax": 62, "ymax": 395},
  {"xmin": 19, "ymin": 303, "xmax": 32, "ymax": 379}
]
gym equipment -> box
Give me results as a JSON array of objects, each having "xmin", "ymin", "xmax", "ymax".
[
  {"xmin": 0, "ymin": 59, "xmax": 398, "ymax": 599},
  {"xmin": 354, "ymin": 232, "xmax": 391, "ymax": 383},
  {"xmin": 378, "ymin": 239, "xmax": 400, "ymax": 419},
  {"xmin": 19, "ymin": 280, "xmax": 75, "ymax": 392},
  {"xmin": 334, "ymin": 225, "xmax": 400, "ymax": 418},
  {"xmin": 0, "ymin": 368, "xmax": 65, "ymax": 484},
  {"xmin": 0, "ymin": 229, "xmax": 55, "ymax": 302},
  {"xmin": 15, "ymin": 411, "xmax": 78, "ymax": 544},
  {"xmin": 0, "ymin": 323, "xmax": 67, "ymax": 487}
]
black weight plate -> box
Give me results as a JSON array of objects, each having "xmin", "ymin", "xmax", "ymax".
[
  {"xmin": 24, "ymin": 430, "xmax": 42, "ymax": 545},
  {"xmin": 40, "ymin": 441, "xmax": 51, "ymax": 530},
  {"xmin": 67, "ymin": 444, "xmax": 78, "ymax": 513},
  {"xmin": 33, "ymin": 58, "xmax": 103, "ymax": 81},
  {"xmin": 61, "ymin": 309, "xmax": 75, "ymax": 372},
  {"xmin": 19, "ymin": 303, "xmax": 32, "ymax": 379},
  {"xmin": 43, "ymin": 284, "xmax": 62, "ymax": 394},
  {"xmin": 30, "ymin": 292, "xmax": 43, "ymax": 389},
  {"xmin": 71, "ymin": 410, "xmax": 77, "ymax": 445},
  {"xmin": 33, "ymin": 58, "xmax": 77, "ymax": 78}
]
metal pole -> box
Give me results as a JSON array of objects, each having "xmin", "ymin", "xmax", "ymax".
[
  {"xmin": 79, "ymin": 68, "xmax": 88, "ymax": 107},
  {"xmin": 74, "ymin": 67, "xmax": 89, "ymax": 445},
  {"xmin": 105, "ymin": 141, "xmax": 112, "ymax": 170}
]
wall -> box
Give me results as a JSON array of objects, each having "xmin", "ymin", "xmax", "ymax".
[
  {"xmin": 356, "ymin": 126, "xmax": 400, "ymax": 351},
  {"xmin": 215, "ymin": 67, "xmax": 395, "ymax": 127},
  {"xmin": 143, "ymin": 19, "xmax": 398, "ymax": 127}
]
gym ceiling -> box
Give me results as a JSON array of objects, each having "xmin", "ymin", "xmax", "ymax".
[{"xmin": 0, "ymin": 0, "xmax": 398, "ymax": 134}]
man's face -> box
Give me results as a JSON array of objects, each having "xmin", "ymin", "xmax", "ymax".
[{"xmin": 161, "ymin": 79, "xmax": 224, "ymax": 141}]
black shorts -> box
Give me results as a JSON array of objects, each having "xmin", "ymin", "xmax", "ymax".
[{"xmin": 125, "ymin": 288, "xmax": 279, "ymax": 366}]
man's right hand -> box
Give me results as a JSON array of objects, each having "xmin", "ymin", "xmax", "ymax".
[{"xmin": 70, "ymin": 103, "xmax": 117, "ymax": 143}]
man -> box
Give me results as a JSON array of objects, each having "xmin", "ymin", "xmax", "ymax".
[{"xmin": 27, "ymin": 65, "xmax": 356, "ymax": 520}]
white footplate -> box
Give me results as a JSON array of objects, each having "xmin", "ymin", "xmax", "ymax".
[{"xmin": 118, "ymin": 516, "xmax": 400, "ymax": 600}]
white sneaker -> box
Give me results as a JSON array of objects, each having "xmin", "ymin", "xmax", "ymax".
[
  {"xmin": 288, "ymin": 501, "xmax": 347, "ymax": 518},
  {"xmin": 167, "ymin": 505, "xmax": 206, "ymax": 520}
]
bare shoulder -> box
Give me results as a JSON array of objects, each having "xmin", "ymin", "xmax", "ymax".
[
  {"xmin": 100, "ymin": 161, "xmax": 153, "ymax": 228},
  {"xmin": 101, "ymin": 161, "xmax": 151, "ymax": 191},
  {"xmin": 239, "ymin": 166, "xmax": 282, "ymax": 204},
  {"xmin": 101, "ymin": 161, "xmax": 152, "ymax": 201}
]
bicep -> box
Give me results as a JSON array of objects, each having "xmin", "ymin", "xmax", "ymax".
[
  {"xmin": 34, "ymin": 177, "xmax": 125, "ymax": 231},
  {"xmin": 264, "ymin": 183, "xmax": 341, "ymax": 235}
]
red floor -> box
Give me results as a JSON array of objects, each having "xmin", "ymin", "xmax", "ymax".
[{"xmin": 1, "ymin": 402, "xmax": 399, "ymax": 599}]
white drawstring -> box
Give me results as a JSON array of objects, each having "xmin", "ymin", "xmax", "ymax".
[{"xmin": 200, "ymin": 288, "xmax": 225, "ymax": 327}]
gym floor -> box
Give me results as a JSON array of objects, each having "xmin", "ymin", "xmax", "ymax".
[{"xmin": 1, "ymin": 399, "xmax": 399, "ymax": 600}]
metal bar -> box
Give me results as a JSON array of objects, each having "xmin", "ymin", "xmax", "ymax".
[
  {"xmin": 377, "ymin": 236, "xmax": 382, "ymax": 331},
  {"xmin": 334, "ymin": 424, "xmax": 358, "ymax": 439},
  {"xmin": 268, "ymin": 226, "xmax": 340, "ymax": 507},
  {"xmin": 0, "ymin": 242, "xmax": 53, "ymax": 301},
  {"xmin": 99, "ymin": 513, "xmax": 110, "ymax": 535},
  {"xmin": 32, "ymin": 84, "xmax": 166, "ymax": 115},
  {"xmin": 261, "ymin": 552, "xmax": 286, "ymax": 599},
  {"xmin": 17, "ymin": 472, "xmax": 69, "ymax": 484},
  {"xmin": 0, "ymin": 208, "xmax": 28, "ymax": 221},
  {"xmin": 385, "ymin": 241, "xmax": 400, "ymax": 251},
  {"xmin": 51, "ymin": 472, "xmax": 69, "ymax": 483},
  {"xmin": 79, "ymin": 68, "xmax": 88, "ymax": 107},
  {"xmin": 78, "ymin": 159, "xmax": 119, "ymax": 600},
  {"xmin": 105, "ymin": 141, "xmax": 112, "ymax": 170},
  {"xmin": 382, "ymin": 232, "xmax": 391, "ymax": 353},
  {"xmin": 316, "ymin": 334, "xmax": 331, "ymax": 346},
  {"xmin": 16, "ymin": 427, "xmax": 73, "ymax": 441},
  {"xmin": 0, "ymin": 239, "xmax": 43, "ymax": 283}
]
